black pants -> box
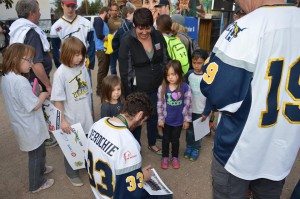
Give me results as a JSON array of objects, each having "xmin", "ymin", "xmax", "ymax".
[
  {"xmin": 96, "ymin": 50, "xmax": 110, "ymax": 96},
  {"xmin": 162, "ymin": 124, "xmax": 182, "ymax": 158},
  {"xmin": 211, "ymin": 156, "xmax": 285, "ymax": 199}
]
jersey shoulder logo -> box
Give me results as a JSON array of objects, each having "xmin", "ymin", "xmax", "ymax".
[{"xmin": 225, "ymin": 22, "xmax": 246, "ymax": 42}]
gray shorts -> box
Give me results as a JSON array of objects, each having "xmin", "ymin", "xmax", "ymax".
[{"xmin": 211, "ymin": 156, "xmax": 285, "ymax": 199}]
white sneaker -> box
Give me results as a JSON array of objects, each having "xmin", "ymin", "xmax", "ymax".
[
  {"xmin": 31, "ymin": 179, "xmax": 54, "ymax": 193},
  {"xmin": 67, "ymin": 176, "xmax": 84, "ymax": 187},
  {"xmin": 44, "ymin": 165, "xmax": 53, "ymax": 175}
]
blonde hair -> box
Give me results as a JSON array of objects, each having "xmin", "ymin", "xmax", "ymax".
[
  {"xmin": 171, "ymin": 22, "xmax": 187, "ymax": 34},
  {"xmin": 1, "ymin": 43, "xmax": 35, "ymax": 75},
  {"xmin": 60, "ymin": 37, "xmax": 86, "ymax": 67}
]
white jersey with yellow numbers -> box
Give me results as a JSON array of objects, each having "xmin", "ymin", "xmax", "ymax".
[
  {"xmin": 85, "ymin": 118, "xmax": 145, "ymax": 199},
  {"xmin": 200, "ymin": 5, "xmax": 300, "ymax": 181}
]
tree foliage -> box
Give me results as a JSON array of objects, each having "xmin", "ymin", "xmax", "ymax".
[
  {"xmin": 52, "ymin": 0, "xmax": 103, "ymax": 18},
  {"xmin": 0, "ymin": 0, "xmax": 13, "ymax": 9},
  {"xmin": 77, "ymin": 0, "xmax": 103, "ymax": 15}
]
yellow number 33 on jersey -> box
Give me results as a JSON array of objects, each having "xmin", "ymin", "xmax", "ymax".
[{"xmin": 203, "ymin": 62, "xmax": 219, "ymax": 84}]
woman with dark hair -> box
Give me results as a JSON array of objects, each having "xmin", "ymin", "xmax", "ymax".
[{"xmin": 118, "ymin": 8, "xmax": 169, "ymax": 154}]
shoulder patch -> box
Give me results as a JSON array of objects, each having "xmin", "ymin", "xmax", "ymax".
[{"xmin": 225, "ymin": 22, "xmax": 247, "ymax": 42}]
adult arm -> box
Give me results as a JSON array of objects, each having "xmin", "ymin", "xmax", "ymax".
[
  {"xmin": 112, "ymin": 29, "xmax": 120, "ymax": 51},
  {"xmin": 87, "ymin": 30, "xmax": 95, "ymax": 69},
  {"xmin": 202, "ymin": 99, "xmax": 212, "ymax": 117},
  {"xmin": 161, "ymin": 33, "xmax": 170, "ymax": 66},
  {"xmin": 31, "ymin": 63, "xmax": 52, "ymax": 93},
  {"xmin": 24, "ymin": 29, "xmax": 52, "ymax": 93},
  {"xmin": 50, "ymin": 37, "xmax": 61, "ymax": 68},
  {"xmin": 93, "ymin": 17, "xmax": 106, "ymax": 40},
  {"xmin": 200, "ymin": 52, "xmax": 253, "ymax": 113},
  {"xmin": 118, "ymin": 37, "xmax": 134, "ymax": 97}
]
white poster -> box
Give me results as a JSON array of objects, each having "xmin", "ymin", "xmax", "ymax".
[
  {"xmin": 144, "ymin": 169, "xmax": 173, "ymax": 196},
  {"xmin": 193, "ymin": 117, "xmax": 210, "ymax": 141},
  {"xmin": 53, "ymin": 123, "xmax": 87, "ymax": 170},
  {"xmin": 42, "ymin": 99, "xmax": 61, "ymax": 132}
]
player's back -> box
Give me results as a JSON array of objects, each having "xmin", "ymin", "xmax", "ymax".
[
  {"xmin": 85, "ymin": 118, "xmax": 144, "ymax": 199},
  {"xmin": 201, "ymin": 5, "xmax": 300, "ymax": 181}
]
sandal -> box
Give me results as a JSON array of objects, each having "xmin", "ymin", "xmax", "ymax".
[{"xmin": 148, "ymin": 146, "xmax": 162, "ymax": 155}]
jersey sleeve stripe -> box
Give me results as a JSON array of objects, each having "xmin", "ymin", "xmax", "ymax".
[
  {"xmin": 213, "ymin": 47, "xmax": 256, "ymax": 72},
  {"xmin": 115, "ymin": 162, "xmax": 142, "ymax": 175},
  {"xmin": 219, "ymin": 101, "xmax": 243, "ymax": 113}
]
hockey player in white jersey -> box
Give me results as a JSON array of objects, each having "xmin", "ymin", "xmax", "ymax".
[
  {"xmin": 85, "ymin": 92, "xmax": 153, "ymax": 199},
  {"xmin": 200, "ymin": 0, "xmax": 300, "ymax": 198},
  {"xmin": 50, "ymin": 0, "xmax": 95, "ymax": 69}
]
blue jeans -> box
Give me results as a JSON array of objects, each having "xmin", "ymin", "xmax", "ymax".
[
  {"xmin": 133, "ymin": 91, "xmax": 158, "ymax": 146},
  {"xmin": 28, "ymin": 143, "xmax": 46, "ymax": 191},
  {"xmin": 186, "ymin": 113, "xmax": 202, "ymax": 150},
  {"xmin": 109, "ymin": 51, "xmax": 118, "ymax": 75}
]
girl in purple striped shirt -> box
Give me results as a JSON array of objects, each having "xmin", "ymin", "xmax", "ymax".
[{"xmin": 157, "ymin": 60, "xmax": 192, "ymax": 169}]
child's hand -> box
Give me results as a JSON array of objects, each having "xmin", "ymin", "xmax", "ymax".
[
  {"xmin": 39, "ymin": 92, "xmax": 50, "ymax": 101},
  {"xmin": 183, "ymin": 121, "xmax": 189, "ymax": 130},
  {"xmin": 158, "ymin": 120, "xmax": 164, "ymax": 128},
  {"xmin": 61, "ymin": 119, "xmax": 72, "ymax": 134},
  {"xmin": 46, "ymin": 86, "xmax": 52, "ymax": 95},
  {"xmin": 142, "ymin": 165, "xmax": 152, "ymax": 182},
  {"xmin": 201, "ymin": 114, "xmax": 208, "ymax": 122}
]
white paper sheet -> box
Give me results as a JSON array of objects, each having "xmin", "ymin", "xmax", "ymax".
[
  {"xmin": 193, "ymin": 117, "xmax": 210, "ymax": 141},
  {"xmin": 144, "ymin": 168, "xmax": 173, "ymax": 196}
]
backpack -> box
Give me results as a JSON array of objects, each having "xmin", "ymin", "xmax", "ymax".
[
  {"xmin": 177, "ymin": 32, "xmax": 198, "ymax": 70},
  {"xmin": 164, "ymin": 35, "xmax": 189, "ymax": 74}
]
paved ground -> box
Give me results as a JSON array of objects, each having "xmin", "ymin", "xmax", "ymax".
[{"xmin": 0, "ymin": 64, "xmax": 299, "ymax": 199}]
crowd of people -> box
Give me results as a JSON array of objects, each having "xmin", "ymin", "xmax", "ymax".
[{"xmin": 0, "ymin": 0, "xmax": 300, "ymax": 198}]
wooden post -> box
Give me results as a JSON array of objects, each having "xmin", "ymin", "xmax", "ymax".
[{"xmin": 198, "ymin": 18, "xmax": 212, "ymax": 52}]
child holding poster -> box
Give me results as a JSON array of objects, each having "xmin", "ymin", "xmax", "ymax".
[
  {"xmin": 184, "ymin": 49, "xmax": 211, "ymax": 161},
  {"xmin": 51, "ymin": 37, "xmax": 93, "ymax": 187}
]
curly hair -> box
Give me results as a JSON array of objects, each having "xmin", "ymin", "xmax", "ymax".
[{"xmin": 121, "ymin": 92, "xmax": 152, "ymax": 119}]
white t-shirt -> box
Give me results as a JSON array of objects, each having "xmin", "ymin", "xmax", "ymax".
[
  {"xmin": 200, "ymin": 5, "xmax": 300, "ymax": 181},
  {"xmin": 86, "ymin": 118, "xmax": 144, "ymax": 199},
  {"xmin": 51, "ymin": 64, "xmax": 93, "ymax": 134},
  {"xmin": 50, "ymin": 15, "xmax": 92, "ymax": 47},
  {"xmin": 187, "ymin": 71, "xmax": 206, "ymax": 114},
  {"xmin": 1, "ymin": 72, "xmax": 49, "ymax": 151}
]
